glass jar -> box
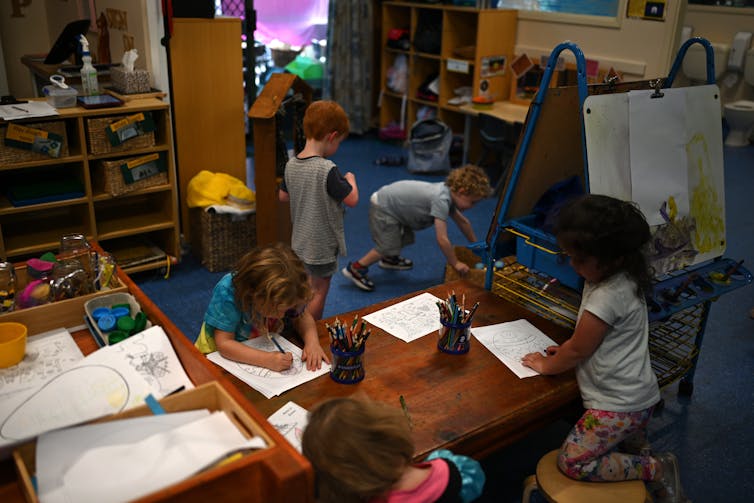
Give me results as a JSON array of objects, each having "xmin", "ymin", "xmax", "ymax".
[
  {"xmin": 58, "ymin": 233, "xmax": 97, "ymax": 289},
  {"xmin": 0, "ymin": 262, "xmax": 17, "ymax": 313}
]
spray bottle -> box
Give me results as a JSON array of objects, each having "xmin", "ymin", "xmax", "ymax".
[{"xmin": 79, "ymin": 34, "xmax": 99, "ymax": 96}]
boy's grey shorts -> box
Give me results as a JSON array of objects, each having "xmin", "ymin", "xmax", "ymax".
[
  {"xmin": 369, "ymin": 201, "xmax": 415, "ymax": 257},
  {"xmin": 305, "ymin": 261, "xmax": 338, "ymax": 278}
]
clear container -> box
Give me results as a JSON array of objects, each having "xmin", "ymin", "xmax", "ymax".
[
  {"xmin": 0, "ymin": 262, "xmax": 17, "ymax": 313},
  {"xmin": 43, "ymin": 85, "xmax": 78, "ymax": 108}
]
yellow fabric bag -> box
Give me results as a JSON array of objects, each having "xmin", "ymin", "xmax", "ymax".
[{"xmin": 187, "ymin": 170, "xmax": 255, "ymax": 209}]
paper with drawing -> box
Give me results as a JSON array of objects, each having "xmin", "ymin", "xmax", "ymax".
[
  {"xmin": 472, "ymin": 319, "xmax": 558, "ymax": 378},
  {"xmin": 362, "ymin": 292, "xmax": 444, "ymax": 342},
  {"xmin": 207, "ymin": 335, "xmax": 329, "ymax": 398},
  {"xmin": 268, "ymin": 401, "xmax": 309, "ymax": 453}
]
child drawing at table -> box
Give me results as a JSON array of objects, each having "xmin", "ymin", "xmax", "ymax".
[
  {"xmin": 302, "ymin": 396, "xmax": 485, "ymax": 503},
  {"xmin": 195, "ymin": 243, "xmax": 329, "ymax": 372},
  {"xmin": 342, "ymin": 164, "xmax": 491, "ymax": 292},
  {"xmin": 279, "ymin": 100, "xmax": 360, "ymax": 320},
  {"xmin": 521, "ymin": 194, "xmax": 686, "ymax": 502}
]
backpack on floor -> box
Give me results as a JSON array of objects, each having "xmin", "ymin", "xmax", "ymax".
[{"xmin": 407, "ymin": 119, "xmax": 452, "ymax": 174}]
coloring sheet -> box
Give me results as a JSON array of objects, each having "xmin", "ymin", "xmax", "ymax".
[
  {"xmin": 206, "ymin": 335, "xmax": 330, "ymax": 398},
  {"xmin": 103, "ymin": 325, "xmax": 194, "ymax": 397},
  {"xmin": 0, "ymin": 344, "xmax": 153, "ymax": 454},
  {"xmin": 472, "ymin": 319, "xmax": 558, "ymax": 378},
  {"xmin": 0, "ymin": 328, "xmax": 83, "ymax": 399},
  {"xmin": 267, "ymin": 401, "xmax": 309, "ymax": 453},
  {"xmin": 362, "ymin": 292, "xmax": 444, "ymax": 342}
]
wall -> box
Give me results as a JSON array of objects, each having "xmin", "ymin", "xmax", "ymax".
[
  {"xmin": 0, "ymin": 0, "xmax": 52, "ymax": 98},
  {"xmin": 0, "ymin": 0, "xmax": 152, "ymax": 99},
  {"xmin": 681, "ymin": 4, "xmax": 754, "ymax": 103},
  {"xmin": 513, "ymin": 3, "xmax": 686, "ymax": 82}
]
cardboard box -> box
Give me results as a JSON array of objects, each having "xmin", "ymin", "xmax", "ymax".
[
  {"xmin": 0, "ymin": 264, "xmax": 126, "ymax": 336},
  {"xmin": 444, "ymin": 245, "xmax": 487, "ymax": 287},
  {"xmin": 13, "ymin": 382, "xmax": 277, "ymax": 503},
  {"xmin": 110, "ymin": 66, "xmax": 152, "ymax": 94}
]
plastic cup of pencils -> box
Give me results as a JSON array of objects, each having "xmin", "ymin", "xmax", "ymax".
[
  {"xmin": 330, "ymin": 344, "xmax": 365, "ymax": 384},
  {"xmin": 437, "ymin": 315, "xmax": 471, "ymax": 355}
]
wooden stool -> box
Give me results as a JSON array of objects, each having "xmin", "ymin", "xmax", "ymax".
[{"xmin": 522, "ymin": 450, "xmax": 652, "ymax": 503}]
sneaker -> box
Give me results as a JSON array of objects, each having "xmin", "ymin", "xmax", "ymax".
[
  {"xmin": 654, "ymin": 452, "xmax": 684, "ymax": 503},
  {"xmin": 342, "ymin": 262, "xmax": 374, "ymax": 292},
  {"xmin": 379, "ymin": 256, "xmax": 413, "ymax": 270}
]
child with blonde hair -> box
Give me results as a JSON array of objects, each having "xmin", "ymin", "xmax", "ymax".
[
  {"xmin": 195, "ymin": 243, "xmax": 328, "ymax": 371},
  {"xmin": 343, "ymin": 164, "xmax": 491, "ymax": 291},
  {"xmin": 302, "ymin": 396, "xmax": 485, "ymax": 502},
  {"xmin": 279, "ymin": 100, "xmax": 360, "ymax": 320}
]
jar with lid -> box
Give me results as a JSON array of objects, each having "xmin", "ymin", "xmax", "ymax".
[
  {"xmin": 0, "ymin": 262, "xmax": 16, "ymax": 312},
  {"xmin": 58, "ymin": 233, "xmax": 97, "ymax": 290}
]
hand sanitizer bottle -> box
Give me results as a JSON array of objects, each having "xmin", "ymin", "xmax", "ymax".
[{"xmin": 79, "ymin": 34, "xmax": 99, "ymax": 96}]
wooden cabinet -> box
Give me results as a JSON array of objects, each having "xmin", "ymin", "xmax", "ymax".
[
  {"xmin": 0, "ymin": 98, "xmax": 180, "ymax": 274},
  {"xmin": 379, "ymin": 2, "xmax": 517, "ymax": 138},
  {"xmin": 169, "ymin": 17, "xmax": 247, "ymax": 245}
]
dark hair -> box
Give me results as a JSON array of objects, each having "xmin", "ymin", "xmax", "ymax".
[
  {"xmin": 302, "ymin": 397, "xmax": 414, "ymax": 502},
  {"xmin": 554, "ymin": 194, "xmax": 652, "ymax": 295}
]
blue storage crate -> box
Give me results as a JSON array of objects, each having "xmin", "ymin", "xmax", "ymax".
[{"xmin": 507, "ymin": 215, "xmax": 583, "ymax": 291}]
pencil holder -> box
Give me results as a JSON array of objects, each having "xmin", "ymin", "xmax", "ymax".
[
  {"xmin": 437, "ymin": 318, "xmax": 471, "ymax": 354},
  {"xmin": 330, "ymin": 345, "xmax": 365, "ymax": 384}
]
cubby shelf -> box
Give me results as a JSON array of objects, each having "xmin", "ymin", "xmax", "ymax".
[
  {"xmin": 0, "ymin": 98, "xmax": 180, "ymax": 273},
  {"xmin": 379, "ymin": 1, "xmax": 517, "ymax": 147}
]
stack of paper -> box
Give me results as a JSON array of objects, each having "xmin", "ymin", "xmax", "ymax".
[
  {"xmin": 0, "ymin": 325, "xmax": 193, "ymax": 456},
  {"xmin": 36, "ymin": 410, "xmax": 266, "ymax": 503},
  {"xmin": 207, "ymin": 336, "xmax": 329, "ymax": 398}
]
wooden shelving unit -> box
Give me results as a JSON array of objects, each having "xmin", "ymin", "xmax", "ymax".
[
  {"xmin": 379, "ymin": 2, "xmax": 517, "ymax": 143},
  {"xmin": 0, "ymin": 98, "xmax": 180, "ymax": 274}
]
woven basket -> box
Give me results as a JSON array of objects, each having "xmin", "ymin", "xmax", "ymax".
[
  {"xmin": 190, "ymin": 208, "xmax": 257, "ymax": 272},
  {"xmin": 99, "ymin": 156, "xmax": 168, "ymax": 196},
  {"xmin": 0, "ymin": 121, "xmax": 69, "ymax": 163},
  {"xmin": 86, "ymin": 115, "xmax": 155, "ymax": 155}
]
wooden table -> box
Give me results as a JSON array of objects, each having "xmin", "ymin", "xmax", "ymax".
[
  {"xmin": 456, "ymin": 100, "xmax": 530, "ymax": 164},
  {"xmin": 0, "ymin": 265, "xmax": 313, "ymax": 503},
  {"xmin": 222, "ymin": 280, "xmax": 581, "ymax": 461}
]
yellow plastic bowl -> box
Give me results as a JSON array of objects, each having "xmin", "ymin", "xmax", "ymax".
[{"xmin": 0, "ymin": 322, "xmax": 28, "ymax": 368}]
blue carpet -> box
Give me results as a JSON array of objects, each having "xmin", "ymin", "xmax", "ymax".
[{"xmin": 133, "ymin": 136, "xmax": 754, "ymax": 502}]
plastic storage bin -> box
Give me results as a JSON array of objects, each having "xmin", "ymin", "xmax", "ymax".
[
  {"xmin": 42, "ymin": 85, "xmax": 78, "ymax": 108},
  {"xmin": 507, "ymin": 214, "xmax": 583, "ymax": 291}
]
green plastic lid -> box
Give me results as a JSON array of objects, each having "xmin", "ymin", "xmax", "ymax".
[
  {"xmin": 108, "ymin": 330, "xmax": 129, "ymax": 344},
  {"xmin": 117, "ymin": 315, "xmax": 135, "ymax": 334}
]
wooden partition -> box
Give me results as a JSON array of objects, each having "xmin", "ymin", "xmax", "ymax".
[{"xmin": 248, "ymin": 74, "xmax": 312, "ymax": 246}]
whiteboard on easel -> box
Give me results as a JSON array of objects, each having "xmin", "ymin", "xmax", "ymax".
[{"xmin": 583, "ymin": 84, "xmax": 725, "ymax": 276}]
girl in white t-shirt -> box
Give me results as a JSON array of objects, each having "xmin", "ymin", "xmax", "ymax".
[{"xmin": 522, "ymin": 194, "xmax": 686, "ymax": 503}]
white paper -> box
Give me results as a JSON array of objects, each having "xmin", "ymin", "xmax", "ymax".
[
  {"xmin": 267, "ymin": 401, "xmax": 309, "ymax": 453},
  {"xmin": 472, "ymin": 319, "xmax": 559, "ymax": 378},
  {"xmin": 629, "ymin": 89, "xmax": 689, "ymax": 226},
  {"xmin": 0, "ymin": 101, "xmax": 59, "ymax": 120},
  {"xmin": 207, "ymin": 335, "xmax": 329, "ymax": 398},
  {"xmin": 102, "ymin": 326, "xmax": 194, "ymax": 397},
  {"xmin": 37, "ymin": 410, "xmax": 210, "ymax": 503},
  {"xmin": 0, "ymin": 328, "xmax": 83, "ymax": 399},
  {"xmin": 56, "ymin": 412, "xmax": 265, "ymax": 503},
  {"xmin": 0, "ymin": 344, "xmax": 153, "ymax": 452},
  {"xmin": 362, "ymin": 292, "xmax": 444, "ymax": 342}
]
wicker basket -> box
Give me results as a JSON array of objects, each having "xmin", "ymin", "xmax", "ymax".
[
  {"xmin": 99, "ymin": 154, "xmax": 168, "ymax": 196},
  {"xmin": 190, "ymin": 208, "xmax": 257, "ymax": 272},
  {"xmin": 86, "ymin": 115, "xmax": 155, "ymax": 155},
  {"xmin": 0, "ymin": 121, "xmax": 69, "ymax": 163}
]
